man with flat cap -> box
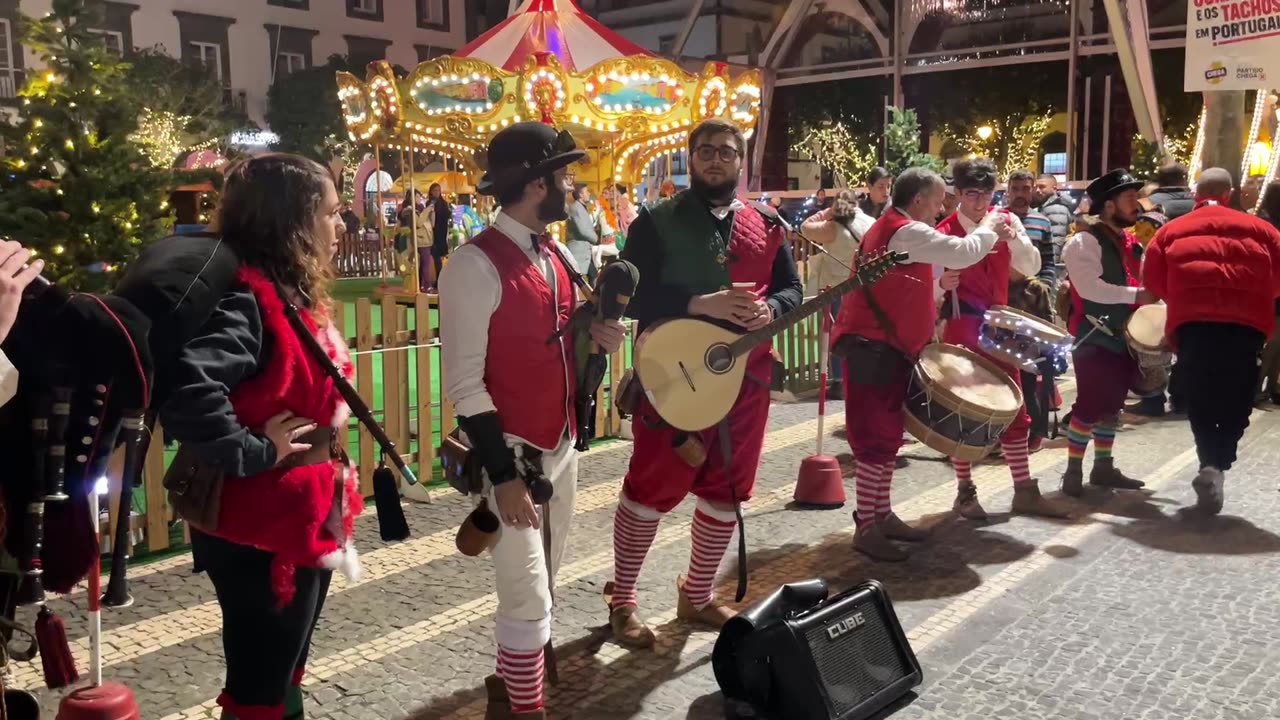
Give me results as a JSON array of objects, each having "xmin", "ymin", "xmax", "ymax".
[
  {"xmin": 1060, "ymin": 169, "xmax": 1158, "ymax": 497},
  {"xmin": 438, "ymin": 122, "xmax": 625, "ymax": 720}
]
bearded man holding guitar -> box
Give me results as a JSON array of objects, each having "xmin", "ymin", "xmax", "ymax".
[{"xmin": 604, "ymin": 118, "xmax": 803, "ymax": 649}]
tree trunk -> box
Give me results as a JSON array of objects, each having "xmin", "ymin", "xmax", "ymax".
[{"xmin": 1201, "ymin": 91, "xmax": 1246, "ymax": 186}]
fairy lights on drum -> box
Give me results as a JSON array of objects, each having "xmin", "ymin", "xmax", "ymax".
[{"xmin": 979, "ymin": 308, "xmax": 1072, "ymax": 375}]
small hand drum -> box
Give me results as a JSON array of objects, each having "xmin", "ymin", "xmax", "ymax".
[{"xmin": 979, "ymin": 306, "xmax": 1072, "ymax": 375}]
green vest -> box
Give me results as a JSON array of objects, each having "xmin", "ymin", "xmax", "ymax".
[
  {"xmin": 1076, "ymin": 225, "xmax": 1136, "ymax": 353},
  {"xmin": 648, "ymin": 191, "xmax": 735, "ymax": 294}
]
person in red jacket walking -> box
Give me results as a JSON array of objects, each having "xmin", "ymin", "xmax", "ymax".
[
  {"xmin": 1142, "ymin": 167, "xmax": 1280, "ymax": 514},
  {"xmin": 936, "ymin": 158, "xmax": 1069, "ymax": 521}
]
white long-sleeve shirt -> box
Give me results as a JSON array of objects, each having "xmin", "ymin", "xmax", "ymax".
[
  {"xmin": 928, "ymin": 211, "xmax": 1039, "ymax": 298},
  {"xmin": 887, "ymin": 213, "xmax": 999, "ymax": 271},
  {"xmin": 437, "ymin": 212, "xmax": 580, "ymax": 423},
  {"xmin": 0, "ymin": 349, "xmax": 16, "ymax": 408},
  {"xmin": 1061, "ymin": 229, "xmax": 1140, "ymax": 305}
]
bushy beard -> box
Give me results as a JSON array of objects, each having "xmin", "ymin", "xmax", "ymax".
[
  {"xmin": 691, "ymin": 172, "xmax": 738, "ymax": 204},
  {"xmin": 538, "ymin": 182, "xmax": 568, "ymax": 224}
]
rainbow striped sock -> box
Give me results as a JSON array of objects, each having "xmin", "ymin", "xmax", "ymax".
[
  {"xmin": 1067, "ymin": 415, "xmax": 1092, "ymax": 461},
  {"xmin": 1093, "ymin": 423, "xmax": 1116, "ymax": 461}
]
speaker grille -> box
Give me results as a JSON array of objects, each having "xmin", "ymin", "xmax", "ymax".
[{"xmin": 802, "ymin": 598, "xmax": 911, "ymax": 716}]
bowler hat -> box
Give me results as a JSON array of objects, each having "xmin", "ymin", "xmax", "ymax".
[
  {"xmin": 1086, "ymin": 169, "xmax": 1145, "ymax": 208},
  {"xmin": 476, "ymin": 122, "xmax": 586, "ymax": 196}
]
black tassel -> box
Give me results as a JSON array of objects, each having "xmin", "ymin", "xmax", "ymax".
[{"xmin": 373, "ymin": 459, "xmax": 410, "ymax": 542}]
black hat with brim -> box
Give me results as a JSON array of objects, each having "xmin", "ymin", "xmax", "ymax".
[
  {"xmin": 1086, "ymin": 169, "xmax": 1145, "ymax": 208},
  {"xmin": 476, "ymin": 121, "xmax": 587, "ymax": 196}
]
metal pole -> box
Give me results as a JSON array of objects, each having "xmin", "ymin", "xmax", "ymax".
[
  {"xmin": 893, "ymin": 0, "xmax": 904, "ymax": 109},
  {"xmin": 1065, "ymin": 0, "xmax": 1080, "ymax": 180},
  {"xmin": 1082, "ymin": 76, "xmax": 1092, "ymax": 179},
  {"xmin": 1101, "ymin": 74, "xmax": 1112, "ymax": 171},
  {"xmin": 671, "ymin": 0, "xmax": 705, "ymax": 58},
  {"xmin": 375, "ymin": 144, "xmax": 389, "ymax": 283},
  {"xmin": 408, "ymin": 141, "xmax": 420, "ymax": 293}
]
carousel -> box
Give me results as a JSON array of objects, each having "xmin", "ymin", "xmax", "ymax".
[{"xmin": 336, "ymin": 0, "xmax": 764, "ymax": 293}]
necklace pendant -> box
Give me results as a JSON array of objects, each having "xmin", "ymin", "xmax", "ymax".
[{"xmin": 716, "ymin": 252, "xmax": 727, "ymax": 265}]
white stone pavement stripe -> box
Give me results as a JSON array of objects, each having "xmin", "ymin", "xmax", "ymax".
[
  {"xmin": 438, "ymin": 440, "xmax": 1076, "ymax": 719},
  {"xmin": 164, "ymin": 380, "xmax": 1083, "ymax": 719},
  {"xmin": 17, "ymin": 415, "xmax": 839, "ymax": 690}
]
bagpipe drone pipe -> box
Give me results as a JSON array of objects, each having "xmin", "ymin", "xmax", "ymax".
[{"xmin": 0, "ymin": 275, "xmax": 153, "ymax": 688}]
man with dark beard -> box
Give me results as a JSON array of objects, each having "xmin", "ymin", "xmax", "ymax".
[
  {"xmin": 604, "ymin": 118, "xmax": 802, "ymax": 648},
  {"xmin": 439, "ymin": 123, "xmax": 625, "ymax": 720},
  {"xmin": 1059, "ymin": 169, "xmax": 1158, "ymax": 498}
]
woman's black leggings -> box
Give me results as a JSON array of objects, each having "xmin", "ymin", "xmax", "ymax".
[{"xmin": 191, "ymin": 530, "xmax": 332, "ymax": 709}]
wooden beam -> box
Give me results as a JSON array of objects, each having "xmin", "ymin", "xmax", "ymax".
[{"xmin": 670, "ymin": 0, "xmax": 705, "ymax": 57}]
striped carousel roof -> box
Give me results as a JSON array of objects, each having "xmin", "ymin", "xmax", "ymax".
[{"xmin": 455, "ymin": 0, "xmax": 654, "ymax": 72}]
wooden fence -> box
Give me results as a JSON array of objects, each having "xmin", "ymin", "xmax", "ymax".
[{"xmin": 109, "ymin": 244, "xmax": 830, "ymax": 556}]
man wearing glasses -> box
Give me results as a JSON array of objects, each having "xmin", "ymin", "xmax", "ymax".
[
  {"xmin": 936, "ymin": 158, "xmax": 1070, "ymax": 522},
  {"xmin": 604, "ymin": 118, "xmax": 803, "ymax": 649}
]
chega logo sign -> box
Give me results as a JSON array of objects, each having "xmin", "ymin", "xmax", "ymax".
[
  {"xmin": 1205, "ymin": 62, "xmax": 1228, "ymax": 84},
  {"xmin": 825, "ymin": 612, "xmax": 867, "ymax": 640}
]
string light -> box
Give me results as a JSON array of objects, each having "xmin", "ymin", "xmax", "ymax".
[
  {"xmin": 130, "ymin": 108, "xmax": 218, "ymax": 168},
  {"xmin": 1241, "ymin": 90, "xmax": 1268, "ymax": 183}
]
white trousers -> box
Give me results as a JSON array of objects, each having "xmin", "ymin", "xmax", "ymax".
[{"xmin": 486, "ymin": 434, "xmax": 578, "ymax": 651}]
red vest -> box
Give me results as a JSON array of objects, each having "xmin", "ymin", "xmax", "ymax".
[
  {"xmin": 471, "ymin": 228, "xmax": 577, "ymax": 450},
  {"xmin": 728, "ymin": 203, "xmax": 784, "ymax": 375},
  {"xmin": 217, "ymin": 266, "xmax": 363, "ymax": 608},
  {"xmin": 937, "ymin": 209, "xmax": 1011, "ymax": 311},
  {"xmin": 833, "ymin": 208, "xmax": 935, "ymax": 357}
]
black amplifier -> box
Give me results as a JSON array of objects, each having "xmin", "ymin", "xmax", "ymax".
[{"xmin": 714, "ymin": 579, "xmax": 921, "ymax": 720}]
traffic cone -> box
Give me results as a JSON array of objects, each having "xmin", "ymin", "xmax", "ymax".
[{"xmin": 794, "ymin": 305, "xmax": 846, "ymax": 509}]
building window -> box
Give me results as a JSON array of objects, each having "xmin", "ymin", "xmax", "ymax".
[
  {"xmin": 191, "ymin": 41, "xmax": 222, "ymax": 81},
  {"xmin": 658, "ymin": 34, "xmax": 676, "ymax": 55},
  {"xmin": 89, "ymin": 29, "xmax": 125, "ymax": 56},
  {"xmin": 347, "ymin": 0, "xmax": 383, "ymax": 20},
  {"xmin": 267, "ymin": 0, "xmax": 309, "ymax": 8},
  {"xmin": 418, "ymin": 0, "xmax": 448, "ymax": 30},
  {"xmin": 276, "ymin": 51, "xmax": 305, "ymax": 76},
  {"xmin": 0, "ymin": 19, "xmax": 14, "ymax": 99},
  {"xmin": 1042, "ymin": 152, "xmax": 1067, "ymax": 176}
]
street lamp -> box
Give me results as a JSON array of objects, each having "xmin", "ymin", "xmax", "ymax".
[{"xmin": 976, "ymin": 125, "xmax": 994, "ymax": 141}]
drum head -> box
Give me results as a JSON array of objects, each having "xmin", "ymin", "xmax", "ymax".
[
  {"xmin": 985, "ymin": 305, "xmax": 1071, "ymax": 345},
  {"xmin": 917, "ymin": 344, "xmax": 1022, "ymax": 414},
  {"xmin": 1126, "ymin": 304, "xmax": 1167, "ymax": 351}
]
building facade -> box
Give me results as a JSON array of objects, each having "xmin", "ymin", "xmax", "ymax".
[{"xmin": 2, "ymin": 0, "xmax": 467, "ymax": 127}]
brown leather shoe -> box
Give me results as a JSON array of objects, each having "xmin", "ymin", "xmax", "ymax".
[
  {"xmin": 603, "ymin": 581, "xmax": 656, "ymax": 648},
  {"xmin": 1060, "ymin": 467, "xmax": 1084, "ymax": 497},
  {"xmin": 879, "ymin": 512, "xmax": 929, "ymax": 542},
  {"xmin": 953, "ymin": 482, "xmax": 988, "ymax": 521},
  {"xmin": 1090, "ymin": 463, "xmax": 1145, "ymax": 490},
  {"xmin": 853, "ymin": 516, "xmax": 909, "ymax": 562},
  {"xmin": 675, "ymin": 576, "xmax": 735, "ymax": 630},
  {"xmin": 1010, "ymin": 481, "xmax": 1072, "ymax": 519},
  {"xmin": 484, "ymin": 675, "xmax": 509, "ymax": 720}
]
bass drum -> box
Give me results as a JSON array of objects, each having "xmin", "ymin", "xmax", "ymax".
[{"xmin": 903, "ymin": 344, "xmax": 1024, "ymax": 462}]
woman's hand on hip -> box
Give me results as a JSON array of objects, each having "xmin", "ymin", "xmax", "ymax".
[{"xmin": 263, "ymin": 411, "xmax": 317, "ymax": 466}]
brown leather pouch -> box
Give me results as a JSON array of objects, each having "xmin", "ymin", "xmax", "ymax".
[
  {"xmin": 440, "ymin": 429, "xmax": 484, "ymax": 496},
  {"xmin": 614, "ymin": 369, "xmax": 643, "ymax": 417},
  {"xmin": 164, "ymin": 445, "xmax": 224, "ymax": 531}
]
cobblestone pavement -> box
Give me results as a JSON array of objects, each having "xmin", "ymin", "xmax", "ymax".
[{"xmin": 21, "ymin": 384, "xmax": 1280, "ymax": 720}]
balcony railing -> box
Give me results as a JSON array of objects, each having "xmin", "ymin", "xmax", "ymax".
[
  {"xmin": 223, "ymin": 86, "xmax": 247, "ymax": 114},
  {"xmin": 0, "ymin": 71, "xmax": 21, "ymax": 100}
]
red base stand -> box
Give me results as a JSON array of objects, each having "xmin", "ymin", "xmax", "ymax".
[
  {"xmin": 794, "ymin": 454, "xmax": 846, "ymax": 509},
  {"xmin": 56, "ymin": 682, "xmax": 140, "ymax": 720}
]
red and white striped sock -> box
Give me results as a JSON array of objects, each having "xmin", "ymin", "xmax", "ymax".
[
  {"xmin": 497, "ymin": 645, "xmax": 545, "ymax": 714},
  {"xmin": 954, "ymin": 459, "xmax": 973, "ymax": 486},
  {"xmin": 854, "ymin": 460, "xmax": 883, "ymax": 520},
  {"xmin": 1001, "ymin": 435, "xmax": 1032, "ymax": 486},
  {"xmin": 874, "ymin": 461, "xmax": 895, "ymax": 518},
  {"xmin": 610, "ymin": 501, "xmax": 661, "ymax": 608},
  {"xmin": 683, "ymin": 506, "xmax": 737, "ymax": 609}
]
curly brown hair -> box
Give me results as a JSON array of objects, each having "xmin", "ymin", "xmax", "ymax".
[
  {"xmin": 213, "ymin": 153, "xmax": 337, "ymax": 319},
  {"xmin": 830, "ymin": 189, "xmax": 859, "ymax": 221}
]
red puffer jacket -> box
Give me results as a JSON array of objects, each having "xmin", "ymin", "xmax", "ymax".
[{"xmin": 1143, "ymin": 204, "xmax": 1280, "ymax": 348}]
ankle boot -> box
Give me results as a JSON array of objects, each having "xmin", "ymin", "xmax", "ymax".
[
  {"xmin": 953, "ymin": 482, "xmax": 988, "ymax": 520},
  {"xmin": 852, "ymin": 513, "xmax": 909, "ymax": 562},
  {"xmin": 1010, "ymin": 481, "xmax": 1072, "ymax": 519},
  {"xmin": 1090, "ymin": 458, "xmax": 1144, "ymax": 490},
  {"xmin": 1061, "ymin": 461, "xmax": 1084, "ymax": 497}
]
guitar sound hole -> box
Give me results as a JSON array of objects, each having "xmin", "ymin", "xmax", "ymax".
[{"xmin": 705, "ymin": 344, "xmax": 734, "ymax": 374}]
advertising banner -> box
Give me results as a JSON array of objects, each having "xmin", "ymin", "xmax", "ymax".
[{"xmin": 1184, "ymin": 0, "xmax": 1280, "ymax": 90}]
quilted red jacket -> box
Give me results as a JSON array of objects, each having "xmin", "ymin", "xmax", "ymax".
[{"xmin": 1143, "ymin": 204, "xmax": 1280, "ymax": 347}]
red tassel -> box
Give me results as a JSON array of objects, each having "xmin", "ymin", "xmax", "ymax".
[{"xmin": 35, "ymin": 605, "xmax": 79, "ymax": 689}]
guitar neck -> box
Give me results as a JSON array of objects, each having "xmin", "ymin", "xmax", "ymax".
[{"xmin": 728, "ymin": 273, "xmax": 867, "ymax": 356}]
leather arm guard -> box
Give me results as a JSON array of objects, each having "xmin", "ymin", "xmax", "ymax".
[{"xmin": 457, "ymin": 412, "xmax": 518, "ymax": 486}]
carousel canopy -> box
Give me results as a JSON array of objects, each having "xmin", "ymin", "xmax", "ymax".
[
  {"xmin": 335, "ymin": 0, "xmax": 762, "ymax": 187},
  {"xmin": 456, "ymin": 0, "xmax": 652, "ymax": 73}
]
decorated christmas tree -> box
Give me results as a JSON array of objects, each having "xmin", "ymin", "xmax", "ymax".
[
  {"xmin": 884, "ymin": 106, "xmax": 943, "ymax": 176},
  {"xmin": 0, "ymin": 0, "xmax": 171, "ymax": 292}
]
